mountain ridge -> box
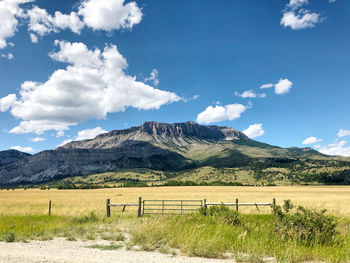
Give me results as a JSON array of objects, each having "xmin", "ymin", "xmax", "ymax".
[{"xmin": 0, "ymin": 121, "xmax": 348, "ymax": 186}]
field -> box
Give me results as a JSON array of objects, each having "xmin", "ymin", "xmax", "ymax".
[
  {"xmin": 1, "ymin": 186, "xmax": 350, "ymax": 262},
  {"xmin": 1, "ymin": 186, "xmax": 350, "ymax": 216}
]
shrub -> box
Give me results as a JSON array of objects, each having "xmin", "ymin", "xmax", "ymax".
[
  {"xmin": 272, "ymin": 200, "xmax": 339, "ymax": 246},
  {"xmin": 3, "ymin": 231, "xmax": 16, "ymax": 242},
  {"xmin": 73, "ymin": 212, "xmax": 99, "ymax": 224},
  {"xmin": 199, "ymin": 204, "xmax": 241, "ymax": 225}
]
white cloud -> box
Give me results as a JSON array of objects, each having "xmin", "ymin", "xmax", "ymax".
[
  {"xmin": 26, "ymin": 5, "xmax": 84, "ymax": 37},
  {"xmin": 328, "ymin": 0, "xmax": 336, "ymax": 3},
  {"xmin": 259, "ymin": 79, "xmax": 293, "ymax": 95},
  {"xmin": 57, "ymin": 138, "xmax": 73, "ymax": 148},
  {"xmin": 302, "ymin": 136, "xmax": 322, "ymax": 145},
  {"xmin": 78, "ymin": 0, "xmax": 142, "ymax": 31},
  {"xmin": 0, "ymin": 40, "xmax": 180, "ymax": 134},
  {"xmin": 260, "ymin": 83, "xmax": 274, "ymax": 89},
  {"xmin": 274, "ymin": 79, "xmax": 293, "ymax": 94},
  {"xmin": 235, "ymin": 90, "xmax": 266, "ymax": 98},
  {"xmin": 29, "ymin": 32, "xmax": 38, "ymax": 43},
  {"xmin": 243, "ymin": 123, "xmax": 265, "ymax": 138},
  {"xmin": 10, "ymin": 145, "xmax": 34, "ymax": 153},
  {"xmin": 281, "ymin": 10, "xmax": 322, "ymax": 30},
  {"xmin": 196, "ymin": 104, "xmax": 247, "ymax": 124},
  {"xmin": 287, "ymin": 0, "xmax": 309, "ymax": 10},
  {"xmin": 29, "ymin": 137, "xmax": 45, "ymax": 142},
  {"xmin": 1, "ymin": 53, "xmax": 14, "ymax": 59},
  {"xmin": 318, "ymin": 140, "xmax": 350, "ymax": 157},
  {"xmin": 57, "ymin": 126, "xmax": 108, "ymax": 147},
  {"xmin": 1, "ymin": 0, "xmax": 142, "ymax": 45},
  {"xmin": 145, "ymin": 69, "xmax": 159, "ymax": 86},
  {"xmin": 0, "ymin": 0, "xmax": 33, "ymax": 49},
  {"xmin": 337, "ymin": 129, "xmax": 350, "ymax": 138},
  {"xmin": 56, "ymin": 130, "xmax": 65, "ymax": 138},
  {"xmin": 75, "ymin": 127, "xmax": 108, "ymax": 141},
  {"xmin": 0, "ymin": 94, "xmax": 17, "ymax": 112}
]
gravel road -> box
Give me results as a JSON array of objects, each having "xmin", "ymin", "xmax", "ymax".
[{"xmin": 0, "ymin": 239, "xmax": 234, "ymax": 263}]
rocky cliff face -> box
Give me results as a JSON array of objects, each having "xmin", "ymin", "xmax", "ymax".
[
  {"xmin": 61, "ymin": 121, "xmax": 249, "ymax": 150},
  {"xmin": 0, "ymin": 150, "xmax": 31, "ymax": 167}
]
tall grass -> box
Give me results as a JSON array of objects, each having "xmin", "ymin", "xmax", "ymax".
[
  {"xmin": 0, "ymin": 208, "xmax": 349, "ymax": 262},
  {"xmin": 131, "ymin": 212, "xmax": 350, "ymax": 262},
  {"xmin": 0, "ymin": 213, "xmax": 125, "ymax": 242}
]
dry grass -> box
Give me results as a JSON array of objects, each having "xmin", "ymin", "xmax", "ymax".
[{"xmin": 0, "ymin": 186, "xmax": 350, "ymax": 217}]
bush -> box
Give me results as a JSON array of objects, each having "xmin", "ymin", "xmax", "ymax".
[
  {"xmin": 272, "ymin": 200, "xmax": 339, "ymax": 246},
  {"xmin": 73, "ymin": 212, "xmax": 99, "ymax": 224},
  {"xmin": 3, "ymin": 231, "xmax": 16, "ymax": 242},
  {"xmin": 199, "ymin": 204, "xmax": 241, "ymax": 225}
]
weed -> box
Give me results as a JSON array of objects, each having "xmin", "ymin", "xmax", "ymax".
[
  {"xmin": 87, "ymin": 244, "xmax": 122, "ymax": 250},
  {"xmin": 3, "ymin": 231, "xmax": 15, "ymax": 242}
]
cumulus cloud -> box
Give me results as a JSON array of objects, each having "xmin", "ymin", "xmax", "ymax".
[
  {"xmin": 287, "ymin": 0, "xmax": 309, "ymax": 10},
  {"xmin": 26, "ymin": 5, "xmax": 84, "ymax": 38},
  {"xmin": 1, "ymin": 53, "xmax": 14, "ymax": 59},
  {"xmin": 259, "ymin": 79, "xmax": 293, "ymax": 95},
  {"xmin": 75, "ymin": 127, "xmax": 108, "ymax": 141},
  {"xmin": 196, "ymin": 104, "xmax": 247, "ymax": 124},
  {"xmin": 29, "ymin": 137, "xmax": 45, "ymax": 142},
  {"xmin": 0, "ymin": 40, "xmax": 180, "ymax": 134},
  {"xmin": 145, "ymin": 69, "xmax": 159, "ymax": 86},
  {"xmin": 1, "ymin": 0, "xmax": 142, "ymax": 45},
  {"xmin": 281, "ymin": 0, "xmax": 323, "ymax": 30},
  {"xmin": 275, "ymin": 79, "xmax": 293, "ymax": 94},
  {"xmin": 302, "ymin": 136, "xmax": 322, "ymax": 145},
  {"xmin": 10, "ymin": 145, "xmax": 34, "ymax": 153},
  {"xmin": 337, "ymin": 129, "xmax": 350, "ymax": 138},
  {"xmin": 243, "ymin": 123, "xmax": 265, "ymax": 138},
  {"xmin": 235, "ymin": 90, "xmax": 266, "ymax": 98},
  {"xmin": 57, "ymin": 126, "xmax": 108, "ymax": 147},
  {"xmin": 0, "ymin": 0, "xmax": 33, "ymax": 49},
  {"xmin": 78, "ymin": 0, "xmax": 142, "ymax": 31},
  {"xmin": 29, "ymin": 32, "xmax": 37, "ymax": 43},
  {"xmin": 281, "ymin": 10, "xmax": 322, "ymax": 30},
  {"xmin": 317, "ymin": 140, "xmax": 350, "ymax": 157}
]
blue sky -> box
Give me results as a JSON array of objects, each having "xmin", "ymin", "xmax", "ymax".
[{"xmin": 0, "ymin": 0, "xmax": 349, "ymax": 156}]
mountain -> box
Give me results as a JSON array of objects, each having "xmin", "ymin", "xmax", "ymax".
[
  {"xmin": 0, "ymin": 121, "xmax": 348, "ymax": 185},
  {"xmin": 0, "ymin": 150, "xmax": 31, "ymax": 167}
]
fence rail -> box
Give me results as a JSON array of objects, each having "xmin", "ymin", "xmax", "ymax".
[
  {"xmin": 106, "ymin": 197, "xmax": 276, "ymax": 217},
  {"xmin": 143, "ymin": 199, "xmax": 203, "ymax": 215}
]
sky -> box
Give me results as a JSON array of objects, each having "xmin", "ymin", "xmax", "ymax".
[{"xmin": 0, "ymin": 0, "xmax": 350, "ymax": 156}]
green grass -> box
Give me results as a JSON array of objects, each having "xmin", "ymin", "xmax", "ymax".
[
  {"xmin": 86, "ymin": 244, "xmax": 123, "ymax": 250},
  {"xmin": 1, "ymin": 211, "xmax": 349, "ymax": 262},
  {"xmin": 130, "ymin": 214, "xmax": 350, "ymax": 262},
  {"xmin": 0, "ymin": 213, "xmax": 126, "ymax": 242}
]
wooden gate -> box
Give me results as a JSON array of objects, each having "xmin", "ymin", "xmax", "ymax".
[{"xmin": 142, "ymin": 199, "xmax": 203, "ymax": 215}]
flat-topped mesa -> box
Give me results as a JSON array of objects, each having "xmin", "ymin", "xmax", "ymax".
[
  {"xmin": 138, "ymin": 121, "xmax": 248, "ymax": 140},
  {"xmin": 61, "ymin": 121, "xmax": 249, "ymax": 150}
]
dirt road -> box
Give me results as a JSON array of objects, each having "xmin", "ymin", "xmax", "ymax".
[{"xmin": 0, "ymin": 239, "xmax": 233, "ymax": 263}]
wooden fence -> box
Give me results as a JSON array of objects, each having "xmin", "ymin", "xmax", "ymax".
[{"xmin": 106, "ymin": 197, "xmax": 276, "ymax": 217}]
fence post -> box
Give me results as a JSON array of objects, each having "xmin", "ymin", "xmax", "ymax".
[
  {"xmin": 138, "ymin": 197, "xmax": 142, "ymax": 217},
  {"xmin": 204, "ymin": 198, "xmax": 207, "ymax": 208},
  {"xmin": 106, "ymin": 199, "xmax": 111, "ymax": 217},
  {"xmin": 48, "ymin": 200, "xmax": 51, "ymax": 216},
  {"xmin": 235, "ymin": 198, "xmax": 239, "ymax": 212},
  {"xmin": 272, "ymin": 198, "xmax": 276, "ymax": 206}
]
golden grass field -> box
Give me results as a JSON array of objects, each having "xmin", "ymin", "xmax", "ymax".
[{"xmin": 1, "ymin": 186, "xmax": 350, "ymax": 217}]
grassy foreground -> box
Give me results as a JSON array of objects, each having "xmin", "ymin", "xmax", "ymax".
[{"xmin": 0, "ymin": 209, "xmax": 349, "ymax": 262}]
